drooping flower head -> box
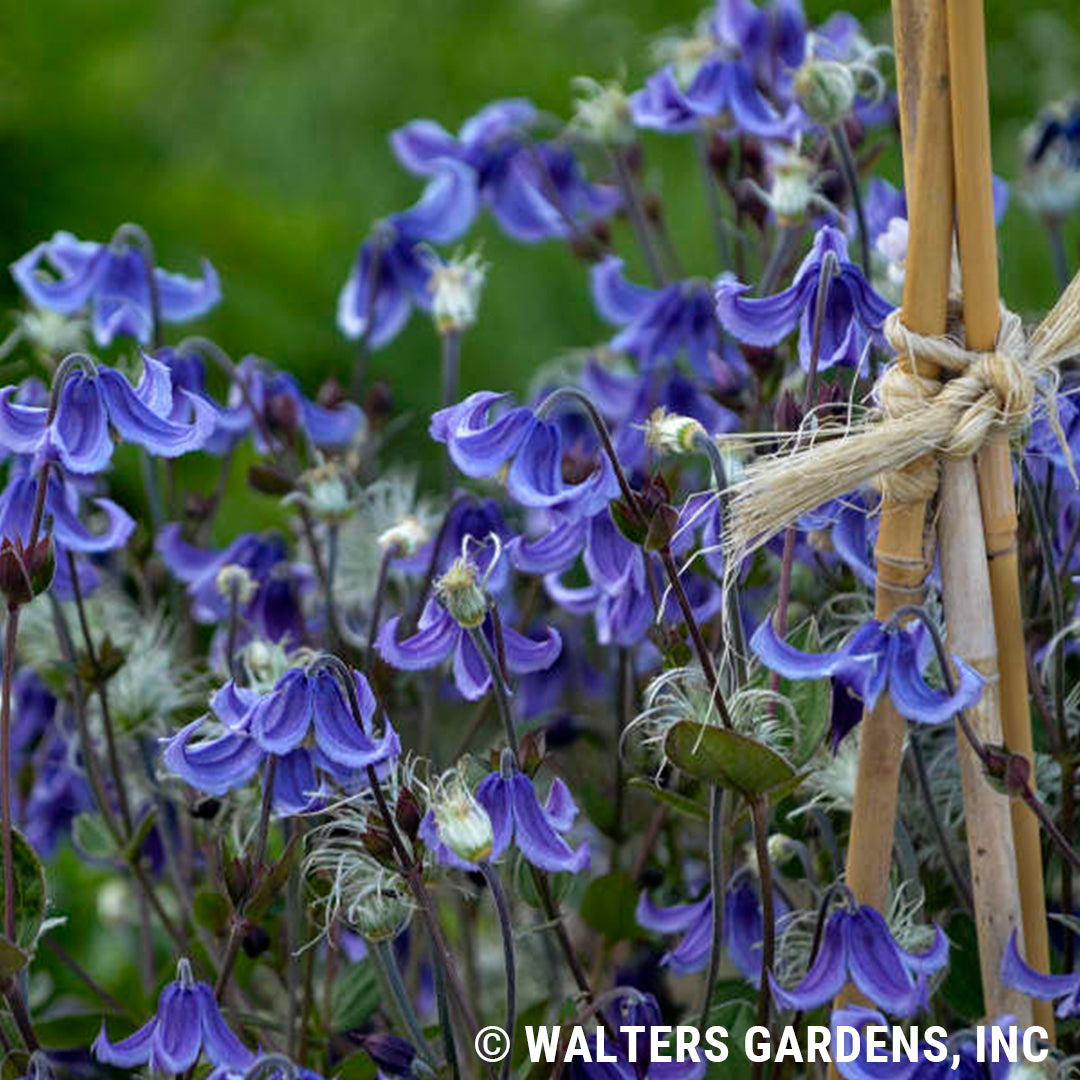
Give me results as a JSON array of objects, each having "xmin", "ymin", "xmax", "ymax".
[
  {"xmin": 715, "ymin": 225, "xmax": 894, "ymax": 372},
  {"xmin": 12, "ymin": 230, "xmax": 220, "ymax": 346},
  {"xmin": 1000, "ymin": 928, "xmax": 1080, "ymax": 1018},
  {"xmin": 338, "ymin": 158, "xmax": 478, "ymax": 348},
  {"xmin": 93, "ymin": 958, "xmax": 254, "ymax": 1074}
]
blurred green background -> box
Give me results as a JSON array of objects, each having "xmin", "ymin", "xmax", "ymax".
[{"xmin": 2, "ymin": 0, "xmax": 1079, "ymax": 472}]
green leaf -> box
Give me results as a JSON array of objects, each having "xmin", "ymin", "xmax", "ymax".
[
  {"xmin": 705, "ymin": 998, "xmax": 755, "ymax": 1080},
  {"xmin": 330, "ymin": 1052, "xmax": 378, "ymax": 1080},
  {"xmin": 580, "ymin": 872, "xmax": 639, "ymax": 943},
  {"xmin": 939, "ymin": 911, "xmax": 984, "ymax": 1021},
  {"xmin": 0, "ymin": 828, "xmax": 46, "ymax": 973},
  {"xmin": 512, "ymin": 997, "xmax": 550, "ymax": 1068},
  {"xmin": 627, "ymin": 777, "xmax": 708, "ymax": 821},
  {"xmin": 608, "ymin": 500, "xmax": 647, "ymax": 546},
  {"xmin": 330, "ymin": 960, "xmax": 381, "ymax": 1032},
  {"xmin": 515, "ymin": 858, "xmax": 570, "ymax": 910},
  {"xmin": 72, "ymin": 812, "xmax": 119, "ymax": 860},
  {"xmin": 782, "ymin": 673, "xmax": 831, "ymax": 766},
  {"xmin": 193, "ymin": 889, "xmax": 232, "ymax": 934},
  {"xmin": 664, "ymin": 721, "xmax": 796, "ymax": 796},
  {"xmin": 580, "ymin": 782, "xmax": 616, "ymax": 837}
]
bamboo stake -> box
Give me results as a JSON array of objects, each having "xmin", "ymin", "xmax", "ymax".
[
  {"xmin": 844, "ymin": 0, "xmax": 953, "ymax": 926},
  {"xmin": 946, "ymin": 0, "xmax": 1051, "ymax": 1032}
]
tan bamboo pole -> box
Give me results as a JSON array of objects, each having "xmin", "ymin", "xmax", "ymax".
[
  {"xmin": 843, "ymin": 0, "xmax": 953, "ymax": 925},
  {"xmin": 946, "ymin": 0, "xmax": 1052, "ymax": 1033}
]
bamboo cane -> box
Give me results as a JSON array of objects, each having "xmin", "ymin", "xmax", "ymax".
[
  {"xmin": 843, "ymin": 0, "xmax": 953, "ymax": 927},
  {"xmin": 945, "ymin": 0, "xmax": 1055, "ymax": 1037}
]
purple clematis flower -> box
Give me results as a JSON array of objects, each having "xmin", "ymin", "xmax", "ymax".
[
  {"xmin": 0, "ymin": 466, "xmax": 135, "ymax": 600},
  {"xmin": 769, "ymin": 902, "xmax": 948, "ymax": 1016},
  {"xmin": 1000, "ymin": 928, "xmax": 1080, "ymax": 1018},
  {"xmin": 751, "ymin": 615, "xmax": 984, "ymax": 725},
  {"xmin": 11, "ymin": 230, "xmax": 220, "ymax": 347},
  {"xmin": 630, "ymin": 47, "xmax": 796, "ymax": 139},
  {"xmin": 156, "ymin": 525, "xmax": 309, "ymax": 645},
  {"xmin": 159, "ymin": 350, "xmax": 362, "ymax": 455},
  {"xmin": 0, "ymin": 357, "xmax": 215, "ymax": 475},
  {"xmin": 93, "ymin": 958, "xmax": 254, "ymax": 1074},
  {"xmin": 715, "ymin": 226, "xmax": 894, "ymax": 372},
  {"xmin": 377, "ymin": 599, "xmax": 561, "ymax": 702},
  {"xmin": 391, "ymin": 99, "xmax": 619, "ymax": 243},
  {"xmin": 832, "ymin": 1006, "xmax": 1016, "ymax": 1080},
  {"xmin": 591, "ymin": 258, "xmax": 733, "ymax": 385},
  {"xmin": 338, "ymin": 158, "xmax": 478, "ymax": 349},
  {"xmin": 565, "ymin": 990, "xmax": 706, "ymax": 1079},
  {"xmin": 636, "ymin": 875, "xmax": 787, "ymax": 984},
  {"xmin": 163, "ymin": 667, "xmax": 398, "ymax": 811},
  {"xmin": 420, "ymin": 754, "xmax": 589, "ymax": 873},
  {"xmin": 430, "ymin": 392, "xmax": 619, "ymax": 520}
]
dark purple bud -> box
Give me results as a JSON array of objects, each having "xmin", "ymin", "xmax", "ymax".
[
  {"xmin": 0, "ymin": 534, "xmax": 54, "ymax": 607},
  {"xmin": 265, "ymin": 392, "xmax": 301, "ymax": 442},
  {"xmin": 774, "ymin": 390, "xmax": 804, "ymax": 433},
  {"xmin": 358, "ymin": 1032, "xmax": 417, "ymax": 1077},
  {"xmin": 247, "ymin": 463, "xmax": 295, "ymax": 496},
  {"xmin": 641, "ymin": 191, "xmax": 663, "ymax": 225},
  {"xmin": 364, "ymin": 381, "xmax": 394, "ymax": 424},
  {"xmin": 361, "ymin": 828, "xmax": 396, "ymax": 863},
  {"xmin": 394, "ymin": 789, "xmax": 422, "ymax": 844},
  {"xmin": 241, "ymin": 922, "xmax": 271, "ymax": 959},
  {"xmin": 316, "ymin": 376, "xmax": 347, "ymax": 411},
  {"xmin": 544, "ymin": 714, "xmax": 581, "ymax": 749},
  {"xmin": 191, "ymin": 797, "xmax": 222, "ymax": 820}
]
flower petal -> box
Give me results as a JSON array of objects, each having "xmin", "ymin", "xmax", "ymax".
[
  {"xmin": 590, "ymin": 257, "xmax": 655, "ymax": 326},
  {"xmin": 151, "ymin": 983, "xmax": 203, "ymax": 1075},
  {"xmin": 197, "ymin": 984, "xmax": 254, "ymax": 1070},
  {"xmin": 508, "ymin": 772, "xmax": 589, "ymax": 873},
  {"xmin": 887, "ymin": 635, "xmax": 984, "ymax": 724},
  {"xmin": 1000, "ymin": 928, "xmax": 1079, "ymax": 1001},
  {"xmin": 844, "ymin": 908, "xmax": 924, "ymax": 1017},
  {"xmin": 769, "ymin": 914, "xmax": 848, "ymax": 1012},
  {"xmin": 161, "ymin": 719, "xmax": 265, "ymax": 795},
  {"xmin": 250, "ymin": 670, "xmax": 314, "ymax": 754},
  {"xmin": 376, "ymin": 603, "xmax": 459, "ymax": 671},
  {"xmin": 92, "ymin": 1017, "xmax": 157, "ymax": 1068}
]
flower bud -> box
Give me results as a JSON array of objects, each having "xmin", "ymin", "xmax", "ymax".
[
  {"xmin": 643, "ymin": 407, "xmax": 705, "ymax": 456},
  {"xmin": 431, "ymin": 770, "xmax": 494, "ymax": 865},
  {"xmin": 0, "ymin": 534, "xmax": 54, "ymax": 607},
  {"xmin": 1021, "ymin": 101, "xmax": 1080, "ymax": 220},
  {"xmin": 774, "ymin": 389, "xmax": 804, "ymax": 433},
  {"xmin": 285, "ymin": 463, "xmax": 353, "ymax": 523},
  {"xmin": 434, "ymin": 556, "xmax": 488, "ymax": 629},
  {"xmin": 794, "ymin": 60, "xmax": 856, "ymax": 126},
  {"xmin": 429, "ymin": 250, "xmax": 487, "ymax": 335},
  {"xmin": 378, "ymin": 515, "xmax": 430, "ymax": 558},
  {"xmin": 241, "ymin": 922, "xmax": 271, "ymax": 959},
  {"xmin": 350, "ymin": 887, "xmax": 411, "ymax": 942},
  {"xmin": 357, "ymin": 1032, "xmax": 417, "ymax": 1078},
  {"xmin": 769, "ymin": 151, "xmax": 821, "ymax": 225},
  {"xmin": 394, "ymin": 787, "xmax": 423, "ymax": 844},
  {"xmin": 247, "ymin": 462, "xmax": 295, "ymax": 496}
]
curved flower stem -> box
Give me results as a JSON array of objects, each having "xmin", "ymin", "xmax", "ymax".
[
  {"xmin": 749, "ymin": 795, "xmax": 775, "ymax": 1080},
  {"xmin": 433, "ymin": 956, "xmax": 461, "ymax": 1080},
  {"xmin": 441, "ymin": 330, "xmax": 461, "ymax": 491},
  {"xmin": 610, "ymin": 147, "xmax": 666, "ymax": 286},
  {"xmin": 226, "ymin": 577, "xmax": 243, "ymax": 683},
  {"xmin": 372, "ymin": 938, "xmax": 439, "ymax": 1070},
  {"xmin": 0, "ymin": 604, "xmax": 20, "ymax": 941},
  {"xmin": 67, "ymin": 550, "xmax": 133, "ymax": 833},
  {"xmin": 759, "ymin": 224, "xmax": 804, "ymax": 297},
  {"xmin": 530, "ymin": 866, "xmax": 593, "ymax": 1001},
  {"xmin": 828, "ymin": 125, "xmax": 870, "ymax": 277},
  {"xmin": 469, "ymin": 624, "xmax": 519, "ymax": 760},
  {"xmin": 694, "ymin": 126, "xmax": 732, "ymax": 271},
  {"xmin": 907, "ymin": 729, "xmax": 974, "ymax": 913},
  {"xmin": 1043, "ymin": 216, "xmax": 1070, "ymax": 294},
  {"xmin": 111, "ymin": 222, "xmax": 163, "ymax": 349},
  {"xmin": 48, "ymin": 595, "xmax": 190, "ymax": 955},
  {"xmin": 481, "ymin": 862, "xmax": 516, "ymax": 1080},
  {"xmin": 773, "ymin": 251, "xmax": 837, "ymax": 640},
  {"xmin": 537, "ymin": 386, "xmax": 732, "ymax": 726},
  {"xmin": 892, "ymin": 604, "xmax": 1080, "ymax": 876},
  {"xmin": 365, "ymin": 544, "xmax": 397, "ymax": 674},
  {"xmin": 696, "ymin": 785, "xmax": 730, "ymax": 1030}
]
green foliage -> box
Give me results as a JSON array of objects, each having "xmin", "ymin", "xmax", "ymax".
[
  {"xmin": 664, "ymin": 720, "xmax": 797, "ymax": 796},
  {"xmin": 580, "ymin": 871, "xmax": 640, "ymax": 942},
  {"xmin": 0, "ymin": 828, "xmax": 47, "ymax": 974}
]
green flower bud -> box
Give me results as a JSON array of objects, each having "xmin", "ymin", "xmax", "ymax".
[
  {"xmin": 794, "ymin": 60, "xmax": 856, "ymax": 126},
  {"xmin": 435, "ymin": 557, "xmax": 488, "ymax": 629}
]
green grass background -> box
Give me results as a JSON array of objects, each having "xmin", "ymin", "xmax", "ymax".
[{"xmin": 2, "ymin": 0, "xmax": 1078, "ymax": 469}]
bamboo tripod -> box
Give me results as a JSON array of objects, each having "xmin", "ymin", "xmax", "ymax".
[{"xmin": 838, "ymin": 0, "xmax": 1052, "ymax": 1028}]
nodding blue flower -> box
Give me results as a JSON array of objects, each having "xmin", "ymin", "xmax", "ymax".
[
  {"xmin": 377, "ymin": 597, "xmax": 561, "ymax": 702},
  {"xmin": 355, "ymin": 1033, "xmax": 418, "ymax": 1080},
  {"xmin": 1000, "ymin": 928, "xmax": 1080, "ymax": 1018},
  {"xmin": 430, "ymin": 392, "xmax": 619, "ymax": 519},
  {"xmin": 769, "ymin": 901, "xmax": 947, "ymax": 1016},
  {"xmin": 636, "ymin": 875, "xmax": 788, "ymax": 985},
  {"xmin": 11, "ymin": 230, "xmax": 221, "ymax": 347},
  {"xmin": 158, "ymin": 350, "xmax": 362, "ymax": 455},
  {"xmin": 420, "ymin": 754, "xmax": 589, "ymax": 873},
  {"xmin": 1022, "ymin": 100, "xmax": 1080, "ymax": 220},
  {"xmin": 155, "ymin": 526, "xmax": 309, "ymax": 645},
  {"xmin": 832, "ymin": 1006, "xmax": 1017, "ymax": 1080},
  {"xmin": 591, "ymin": 258, "xmax": 732, "ymax": 385},
  {"xmin": 337, "ymin": 158, "xmax": 478, "ymax": 349},
  {"xmin": 565, "ymin": 989, "xmax": 706, "ymax": 1079},
  {"xmin": 715, "ymin": 226, "xmax": 894, "ymax": 372},
  {"xmin": 391, "ymin": 99, "xmax": 619, "ymax": 242},
  {"xmin": 751, "ymin": 615, "xmax": 984, "ymax": 727},
  {"xmin": 0, "ymin": 357, "xmax": 216, "ymax": 475},
  {"xmin": 0, "ymin": 466, "xmax": 135, "ymax": 600},
  {"xmin": 93, "ymin": 958, "xmax": 254, "ymax": 1075}
]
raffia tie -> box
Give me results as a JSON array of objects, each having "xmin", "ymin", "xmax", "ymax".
[
  {"xmin": 722, "ymin": 269, "xmax": 1080, "ymax": 565},
  {"xmin": 874, "ymin": 304, "xmax": 1032, "ymax": 503}
]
